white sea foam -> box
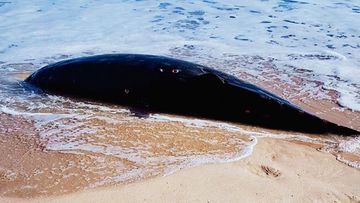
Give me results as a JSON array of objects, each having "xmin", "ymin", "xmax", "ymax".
[
  {"xmin": 336, "ymin": 156, "xmax": 360, "ymax": 168},
  {"xmin": 0, "ymin": 105, "xmax": 75, "ymax": 125},
  {"xmin": 338, "ymin": 137, "xmax": 360, "ymax": 153},
  {"xmin": 0, "ymin": 1, "xmax": 359, "ymax": 191},
  {"xmin": 0, "ymin": 0, "xmax": 359, "ymax": 111}
]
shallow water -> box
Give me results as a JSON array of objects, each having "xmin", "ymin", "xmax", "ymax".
[{"xmin": 0, "ymin": 0, "xmax": 359, "ymax": 197}]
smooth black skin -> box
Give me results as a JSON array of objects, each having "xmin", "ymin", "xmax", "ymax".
[{"xmin": 25, "ymin": 54, "xmax": 359, "ymax": 135}]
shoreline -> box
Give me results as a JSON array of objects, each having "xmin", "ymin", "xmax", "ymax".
[
  {"xmin": 2, "ymin": 137, "xmax": 359, "ymax": 203},
  {"xmin": 1, "ymin": 68, "xmax": 359, "ymax": 202}
]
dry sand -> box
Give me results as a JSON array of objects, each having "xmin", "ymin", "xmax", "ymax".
[
  {"xmin": 1, "ymin": 69, "xmax": 359, "ymax": 202},
  {"xmin": 2, "ymin": 137, "xmax": 359, "ymax": 203}
]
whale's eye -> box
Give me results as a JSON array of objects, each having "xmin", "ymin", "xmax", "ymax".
[
  {"xmin": 172, "ymin": 69, "xmax": 179, "ymax": 74},
  {"xmin": 124, "ymin": 89, "xmax": 130, "ymax": 94},
  {"xmin": 159, "ymin": 68, "xmax": 164, "ymax": 72}
]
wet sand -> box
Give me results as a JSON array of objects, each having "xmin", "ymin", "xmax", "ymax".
[
  {"xmin": 0, "ymin": 66, "xmax": 359, "ymax": 202},
  {"xmin": 1, "ymin": 0, "xmax": 360, "ymax": 201},
  {"xmin": 0, "ymin": 112, "xmax": 253, "ymax": 198},
  {"xmin": 2, "ymin": 137, "xmax": 359, "ymax": 203},
  {"xmin": 0, "ymin": 103, "xmax": 359, "ymax": 202}
]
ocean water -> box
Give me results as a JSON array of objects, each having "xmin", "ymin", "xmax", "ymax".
[{"xmin": 0, "ymin": 0, "xmax": 359, "ymax": 197}]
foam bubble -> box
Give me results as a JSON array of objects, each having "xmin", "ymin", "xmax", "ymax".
[
  {"xmin": 0, "ymin": 0, "xmax": 359, "ymax": 110},
  {"xmin": 0, "ymin": 0, "xmax": 359, "ymax": 195},
  {"xmin": 338, "ymin": 137, "xmax": 360, "ymax": 153}
]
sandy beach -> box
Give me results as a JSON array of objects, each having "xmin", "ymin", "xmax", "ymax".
[
  {"xmin": 1, "ymin": 1, "xmax": 360, "ymax": 202},
  {"xmin": 1, "ymin": 137, "xmax": 358, "ymax": 203},
  {"xmin": 1, "ymin": 71, "xmax": 359, "ymax": 202}
]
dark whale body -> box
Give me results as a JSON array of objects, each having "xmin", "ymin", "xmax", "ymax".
[{"xmin": 25, "ymin": 54, "xmax": 358, "ymax": 135}]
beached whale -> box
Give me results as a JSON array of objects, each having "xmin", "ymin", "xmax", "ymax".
[{"xmin": 25, "ymin": 54, "xmax": 358, "ymax": 135}]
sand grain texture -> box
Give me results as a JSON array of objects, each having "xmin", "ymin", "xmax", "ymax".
[{"xmin": 2, "ymin": 138, "xmax": 357, "ymax": 203}]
